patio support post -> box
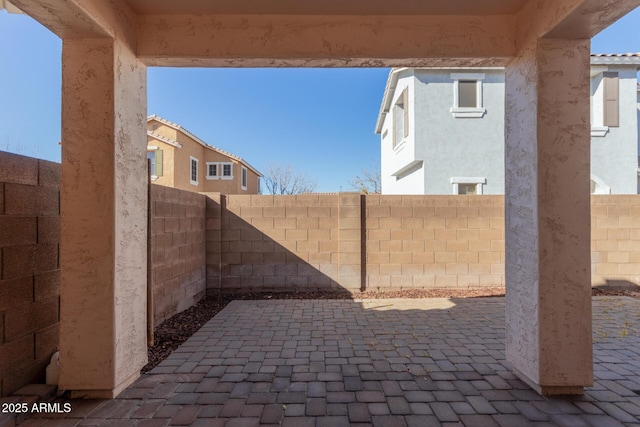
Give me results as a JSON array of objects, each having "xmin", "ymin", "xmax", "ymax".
[
  {"xmin": 504, "ymin": 38, "xmax": 593, "ymax": 395},
  {"xmin": 59, "ymin": 37, "xmax": 148, "ymax": 398}
]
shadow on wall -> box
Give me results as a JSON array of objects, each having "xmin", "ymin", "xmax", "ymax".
[
  {"xmin": 204, "ymin": 193, "xmax": 508, "ymax": 295},
  {"xmin": 149, "ymin": 184, "xmax": 207, "ymax": 326},
  {"xmin": 205, "ymin": 194, "xmax": 350, "ymax": 294}
]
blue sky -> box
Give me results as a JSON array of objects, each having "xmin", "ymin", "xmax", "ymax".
[{"xmin": 0, "ymin": 7, "xmax": 639, "ymax": 192}]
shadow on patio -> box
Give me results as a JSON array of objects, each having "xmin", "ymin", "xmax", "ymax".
[{"xmin": 21, "ymin": 295, "xmax": 640, "ymax": 427}]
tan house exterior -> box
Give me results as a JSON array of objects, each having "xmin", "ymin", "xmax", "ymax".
[{"xmin": 147, "ymin": 115, "xmax": 262, "ymax": 194}]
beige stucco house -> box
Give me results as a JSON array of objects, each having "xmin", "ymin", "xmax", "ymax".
[{"xmin": 147, "ymin": 115, "xmax": 262, "ymax": 194}]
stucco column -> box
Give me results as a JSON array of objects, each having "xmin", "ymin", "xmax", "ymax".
[
  {"xmin": 504, "ymin": 39, "xmax": 593, "ymax": 395},
  {"xmin": 60, "ymin": 38, "xmax": 148, "ymax": 398}
]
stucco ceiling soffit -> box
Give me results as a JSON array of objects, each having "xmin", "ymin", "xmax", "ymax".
[
  {"xmin": 141, "ymin": 57, "xmax": 515, "ymax": 68},
  {"xmin": 545, "ymin": 0, "xmax": 640, "ymax": 39},
  {"xmin": 10, "ymin": 0, "xmax": 107, "ymax": 38},
  {"xmin": 125, "ymin": 0, "xmax": 530, "ymax": 16},
  {"xmin": 12, "ymin": 0, "xmax": 137, "ymax": 48},
  {"xmin": 515, "ymin": 0, "xmax": 640, "ymax": 47},
  {"xmin": 136, "ymin": 15, "xmax": 516, "ymax": 67}
]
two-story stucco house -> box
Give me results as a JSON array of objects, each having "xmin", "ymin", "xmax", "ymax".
[
  {"xmin": 590, "ymin": 54, "xmax": 640, "ymax": 194},
  {"xmin": 375, "ymin": 54, "xmax": 640, "ymax": 195},
  {"xmin": 147, "ymin": 115, "xmax": 262, "ymax": 194}
]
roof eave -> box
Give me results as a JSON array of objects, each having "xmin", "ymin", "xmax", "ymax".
[
  {"xmin": 147, "ymin": 115, "xmax": 262, "ymax": 177},
  {"xmin": 590, "ymin": 53, "xmax": 640, "ymax": 69},
  {"xmin": 147, "ymin": 131, "xmax": 183, "ymax": 148},
  {"xmin": 374, "ymin": 68, "xmax": 405, "ymax": 135}
]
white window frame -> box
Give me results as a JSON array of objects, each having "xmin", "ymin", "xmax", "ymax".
[
  {"xmin": 450, "ymin": 177, "xmax": 486, "ymax": 195},
  {"xmin": 147, "ymin": 149, "xmax": 158, "ymax": 181},
  {"xmin": 190, "ymin": 156, "xmax": 199, "ymax": 186},
  {"xmin": 392, "ymin": 88, "xmax": 409, "ymax": 151},
  {"xmin": 206, "ymin": 162, "xmax": 219, "ymax": 180},
  {"xmin": 221, "ymin": 162, "xmax": 233, "ymax": 180},
  {"xmin": 450, "ymin": 73, "xmax": 486, "ymax": 118},
  {"xmin": 241, "ymin": 166, "xmax": 248, "ymax": 190}
]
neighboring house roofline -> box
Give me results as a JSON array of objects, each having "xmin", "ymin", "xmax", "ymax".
[
  {"xmin": 374, "ymin": 67, "xmax": 408, "ymax": 135},
  {"xmin": 375, "ymin": 54, "xmax": 640, "ymax": 135},
  {"xmin": 591, "ymin": 53, "xmax": 640, "ymax": 67},
  {"xmin": 0, "ymin": 0, "xmax": 23, "ymax": 14},
  {"xmin": 374, "ymin": 66, "xmax": 502, "ymax": 134},
  {"xmin": 147, "ymin": 115, "xmax": 262, "ymax": 177},
  {"xmin": 147, "ymin": 131, "xmax": 183, "ymax": 148}
]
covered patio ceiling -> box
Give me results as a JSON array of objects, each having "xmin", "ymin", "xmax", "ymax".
[
  {"xmin": 11, "ymin": 0, "xmax": 640, "ymax": 68},
  {"xmin": 124, "ymin": 0, "xmax": 532, "ymax": 16}
]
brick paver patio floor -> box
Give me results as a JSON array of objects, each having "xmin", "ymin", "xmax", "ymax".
[{"xmin": 20, "ymin": 296, "xmax": 640, "ymax": 426}]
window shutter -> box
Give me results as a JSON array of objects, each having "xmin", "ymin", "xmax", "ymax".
[
  {"xmin": 403, "ymin": 89, "xmax": 409, "ymax": 138},
  {"xmin": 155, "ymin": 150, "xmax": 163, "ymax": 176},
  {"xmin": 603, "ymin": 72, "xmax": 619, "ymax": 127}
]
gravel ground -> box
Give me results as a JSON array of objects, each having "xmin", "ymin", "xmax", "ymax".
[{"xmin": 142, "ymin": 287, "xmax": 639, "ymax": 373}]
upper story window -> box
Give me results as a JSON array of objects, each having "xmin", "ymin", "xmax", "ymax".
[
  {"xmin": 190, "ymin": 156, "xmax": 199, "ymax": 186},
  {"xmin": 393, "ymin": 88, "xmax": 409, "ymax": 149},
  {"xmin": 592, "ymin": 71, "xmax": 619, "ymax": 137},
  {"xmin": 450, "ymin": 73, "xmax": 486, "ymax": 118},
  {"xmin": 147, "ymin": 148, "xmax": 163, "ymax": 180},
  {"xmin": 458, "ymin": 81, "xmax": 478, "ymax": 108},
  {"xmin": 241, "ymin": 166, "xmax": 248, "ymax": 190},
  {"xmin": 206, "ymin": 162, "xmax": 218, "ymax": 179},
  {"xmin": 222, "ymin": 163, "xmax": 233, "ymax": 179},
  {"xmin": 206, "ymin": 161, "xmax": 234, "ymax": 180}
]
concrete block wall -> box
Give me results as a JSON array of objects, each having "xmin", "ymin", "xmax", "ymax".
[
  {"xmin": 207, "ymin": 194, "xmax": 350, "ymax": 292},
  {"xmin": 591, "ymin": 196, "xmax": 640, "ymax": 287},
  {"xmin": 204, "ymin": 193, "xmax": 223, "ymax": 291},
  {"xmin": 2, "ymin": 152, "xmax": 639, "ymax": 396},
  {"xmin": 209, "ymin": 194, "xmax": 640, "ymax": 293},
  {"xmin": 0, "ymin": 151, "xmax": 60, "ymax": 397},
  {"xmin": 149, "ymin": 184, "xmax": 206, "ymax": 326},
  {"xmin": 365, "ymin": 195, "xmax": 505, "ymax": 290},
  {"xmin": 207, "ymin": 193, "xmax": 505, "ymax": 293}
]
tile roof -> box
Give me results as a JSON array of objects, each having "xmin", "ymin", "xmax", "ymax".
[
  {"xmin": 147, "ymin": 115, "xmax": 262, "ymax": 177},
  {"xmin": 591, "ymin": 53, "xmax": 640, "ymax": 57},
  {"xmin": 590, "ymin": 53, "xmax": 640, "ymax": 66}
]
